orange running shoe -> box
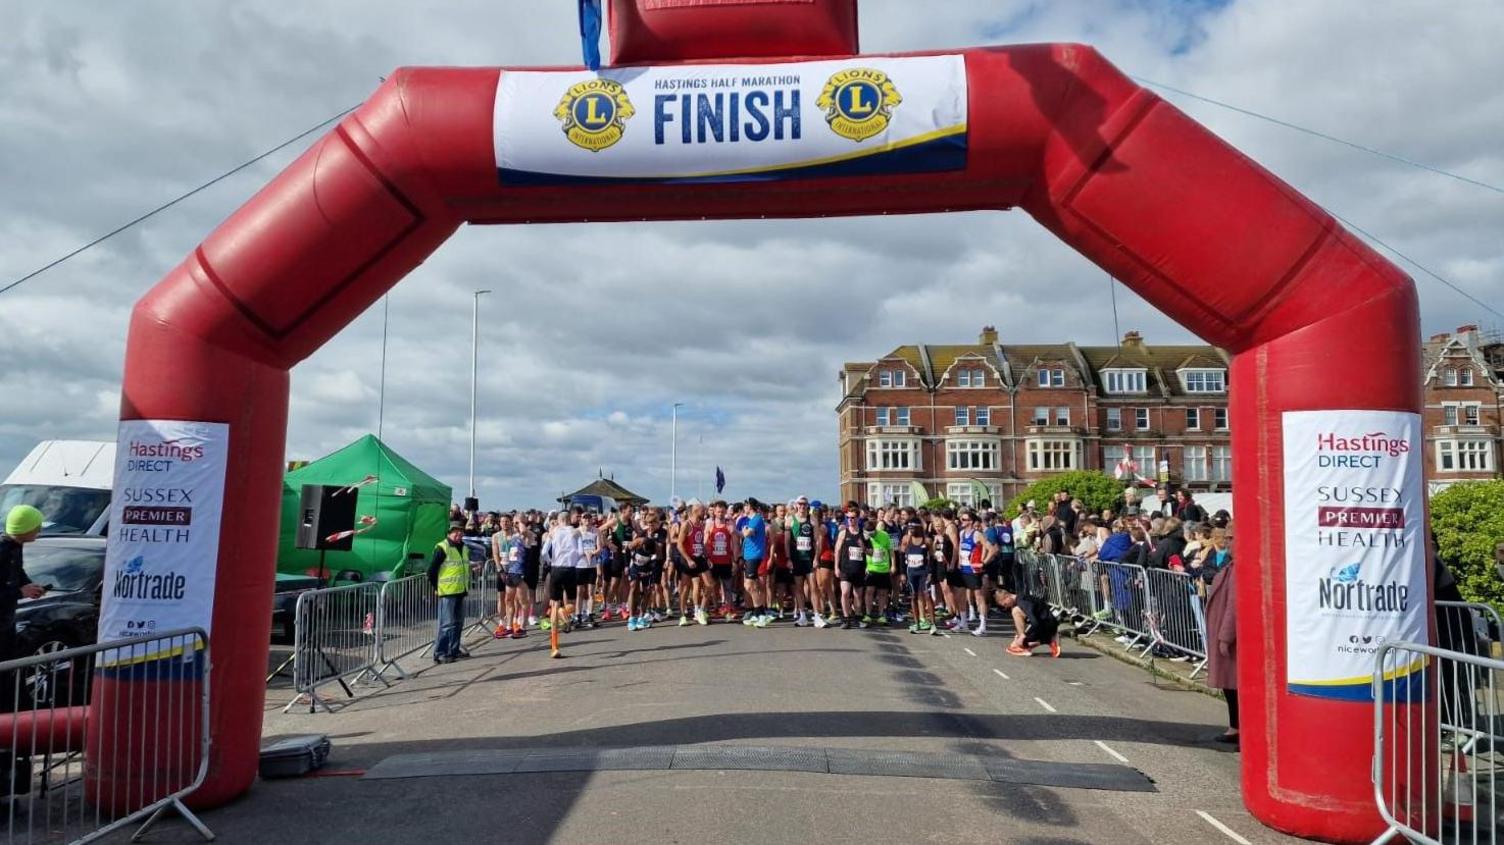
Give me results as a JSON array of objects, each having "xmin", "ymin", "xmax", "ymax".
[
  {"xmin": 1049, "ymin": 640, "xmax": 1061, "ymax": 658},
  {"xmin": 1006, "ymin": 644, "xmax": 1033, "ymax": 657}
]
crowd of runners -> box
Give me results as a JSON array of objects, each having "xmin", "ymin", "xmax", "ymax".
[{"xmin": 476, "ymin": 497, "xmax": 1065, "ymax": 661}]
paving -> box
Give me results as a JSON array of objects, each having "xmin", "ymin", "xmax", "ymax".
[{"xmin": 122, "ymin": 615, "xmax": 1313, "ymax": 844}]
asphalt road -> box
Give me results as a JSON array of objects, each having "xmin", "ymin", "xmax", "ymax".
[{"xmin": 129, "ymin": 616, "xmax": 1312, "ymax": 844}]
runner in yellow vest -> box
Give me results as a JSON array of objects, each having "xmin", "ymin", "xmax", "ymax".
[{"xmin": 428, "ymin": 521, "xmax": 472, "ymax": 663}]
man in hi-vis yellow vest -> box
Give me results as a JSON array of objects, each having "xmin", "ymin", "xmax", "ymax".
[{"xmin": 427, "ymin": 521, "xmax": 473, "ymax": 663}]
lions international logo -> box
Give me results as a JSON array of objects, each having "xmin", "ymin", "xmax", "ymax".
[
  {"xmin": 817, "ymin": 68, "xmax": 902, "ymax": 142},
  {"xmin": 553, "ymin": 78, "xmax": 635, "ymax": 152}
]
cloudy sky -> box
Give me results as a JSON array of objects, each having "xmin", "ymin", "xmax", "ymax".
[{"xmin": 2, "ymin": 0, "xmax": 1500, "ymax": 509}]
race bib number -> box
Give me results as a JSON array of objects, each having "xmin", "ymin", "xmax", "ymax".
[
  {"xmin": 933, "ymin": 549, "xmax": 945, "ymax": 562},
  {"xmin": 847, "ymin": 546, "xmax": 864, "ymax": 561},
  {"xmin": 907, "ymin": 553, "xmax": 925, "ymax": 568},
  {"xmin": 796, "ymin": 537, "xmax": 813, "ymax": 552}
]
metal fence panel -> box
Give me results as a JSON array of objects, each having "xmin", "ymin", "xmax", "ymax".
[
  {"xmin": 287, "ymin": 581, "xmax": 383, "ymax": 713},
  {"xmin": 1141, "ymin": 567, "xmax": 1209, "ymax": 674},
  {"xmin": 374, "ymin": 575, "xmax": 439, "ymax": 679},
  {"xmin": 1088, "ymin": 560, "xmax": 1152, "ymax": 650},
  {"xmin": 1371, "ymin": 640, "xmax": 1501, "ymax": 844},
  {"xmin": 1, "ymin": 627, "xmax": 212, "ymax": 845}
]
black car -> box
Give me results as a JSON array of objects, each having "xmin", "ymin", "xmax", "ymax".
[{"xmin": 11, "ymin": 537, "xmax": 106, "ymax": 708}]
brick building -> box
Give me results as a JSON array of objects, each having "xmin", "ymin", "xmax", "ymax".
[
  {"xmin": 1422, "ymin": 325, "xmax": 1504, "ymax": 493},
  {"xmin": 838, "ymin": 323, "xmax": 1504, "ymax": 506},
  {"xmin": 836, "ymin": 327, "xmax": 1233, "ymax": 506}
]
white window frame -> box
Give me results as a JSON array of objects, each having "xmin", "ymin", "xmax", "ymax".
[
  {"xmin": 878, "ymin": 370, "xmax": 892, "ymax": 388},
  {"xmin": 975, "ymin": 406, "xmax": 990, "ymax": 426},
  {"xmin": 954, "ymin": 406, "xmax": 970, "ymax": 426},
  {"xmin": 1131, "ymin": 445, "xmax": 1155, "ymax": 470},
  {"xmin": 1054, "ymin": 406, "xmax": 1070, "ymax": 426},
  {"xmin": 866, "ymin": 438, "xmax": 921, "ymax": 471},
  {"xmin": 1464, "ymin": 404, "xmax": 1481, "ymax": 426},
  {"xmin": 1184, "ymin": 445, "xmax": 1209, "ymax": 482},
  {"xmin": 1444, "ymin": 368, "xmax": 1458, "ymax": 387},
  {"xmin": 1443, "ymin": 404, "xmax": 1459, "ymax": 426},
  {"xmin": 956, "ymin": 369, "xmax": 972, "ymax": 388},
  {"xmin": 1461, "ymin": 368, "xmax": 1474, "ymax": 386},
  {"xmin": 971, "ymin": 368, "xmax": 986, "ymax": 387},
  {"xmin": 876, "ymin": 407, "xmax": 891, "ymax": 426},
  {"xmin": 1211, "ymin": 445, "xmax": 1232, "ymax": 481},
  {"xmin": 1436, "ymin": 439, "xmax": 1493, "ymax": 473},
  {"xmin": 1037, "ymin": 368, "xmax": 1065, "ymax": 388},
  {"xmin": 1106, "ymin": 407, "xmax": 1122, "ymax": 431},
  {"xmin": 878, "ymin": 483, "xmax": 915, "ymax": 507},
  {"xmin": 947, "ymin": 439, "xmax": 1000, "ymax": 472},
  {"xmin": 1032, "ymin": 406, "xmax": 1048, "ymax": 426},
  {"xmin": 1103, "ymin": 445, "xmax": 1126, "ymax": 477},
  {"xmin": 1214, "ymin": 407, "xmax": 1229, "ymax": 430},
  {"xmin": 1180, "ymin": 368, "xmax": 1227, "ymax": 393},
  {"xmin": 1185, "ymin": 407, "xmax": 1200, "ymax": 430},
  {"xmin": 1102, "ymin": 368, "xmax": 1147, "ymax": 394},
  {"xmin": 946, "ymin": 482, "xmax": 976, "ymax": 507},
  {"xmin": 895, "ymin": 407, "xmax": 911, "ymax": 427},
  {"xmin": 1135, "ymin": 408, "xmax": 1150, "ymax": 430},
  {"xmin": 1027, "ymin": 439, "xmax": 1079, "ymax": 471}
]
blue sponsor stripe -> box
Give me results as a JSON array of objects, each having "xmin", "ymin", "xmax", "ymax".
[
  {"xmin": 498, "ymin": 131, "xmax": 968, "ymax": 187},
  {"xmin": 1288, "ymin": 668, "xmax": 1429, "ymax": 703}
]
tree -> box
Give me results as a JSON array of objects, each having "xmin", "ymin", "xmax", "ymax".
[
  {"xmin": 921, "ymin": 497, "xmax": 957, "ymax": 511},
  {"xmin": 1429, "ymin": 480, "xmax": 1504, "ymax": 611},
  {"xmin": 1006, "ymin": 471, "xmax": 1128, "ymax": 517}
]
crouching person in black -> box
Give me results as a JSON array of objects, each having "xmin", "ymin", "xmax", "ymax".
[{"xmin": 996, "ymin": 589, "xmax": 1061, "ymax": 658}]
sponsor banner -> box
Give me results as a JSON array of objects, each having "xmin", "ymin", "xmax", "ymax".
[
  {"xmin": 495, "ymin": 55, "xmax": 968, "ymax": 185},
  {"xmin": 97, "ymin": 420, "xmax": 229, "ymax": 666},
  {"xmin": 1282, "ymin": 411, "xmax": 1428, "ymax": 702}
]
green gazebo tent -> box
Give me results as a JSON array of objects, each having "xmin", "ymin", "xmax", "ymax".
[{"xmin": 277, "ymin": 435, "xmax": 452, "ymax": 581}]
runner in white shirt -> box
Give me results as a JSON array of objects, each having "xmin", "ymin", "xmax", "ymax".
[
  {"xmin": 542, "ymin": 512, "xmax": 581, "ymax": 657},
  {"xmin": 574, "ymin": 511, "xmax": 604, "ymax": 628}
]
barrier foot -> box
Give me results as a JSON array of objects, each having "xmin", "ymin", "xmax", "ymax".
[
  {"xmin": 1366, "ymin": 827, "xmax": 1403, "ymax": 845},
  {"xmin": 129, "ymin": 797, "xmax": 215, "ymax": 843}
]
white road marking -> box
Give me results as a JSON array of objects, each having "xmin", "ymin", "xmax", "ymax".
[
  {"xmin": 1034, "ymin": 697, "xmax": 1057, "ymax": 713},
  {"xmin": 992, "ymin": 668, "xmax": 1010, "ymax": 680},
  {"xmin": 963, "ymin": 647, "xmax": 977, "ymax": 657},
  {"xmin": 1196, "ymin": 810, "xmax": 1252, "ymax": 845},
  {"xmin": 940, "ymin": 632, "xmax": 951, "ymax": 639},
  {"xmin": 1093, "ymin": 740, "xmax": 1128, "ymax": 763}
]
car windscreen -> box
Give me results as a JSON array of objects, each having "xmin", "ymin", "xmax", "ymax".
[
  {"xmin": 0, "ymin": 484, "xmax": 110, "ymax": 535},
  {"xmin": 21, "ymin": 545, "xmax": 106, "ymax": 593}
]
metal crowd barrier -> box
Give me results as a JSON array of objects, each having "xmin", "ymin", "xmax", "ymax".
[
  {"xmin": 373, "ymin": 574, "xmax": 439, "ymax": 680},
  {"xmin": 1141, "ymin": 567, "xmax": 1209, "ymax": 675},
  {"xmin": 286, "ymin": 581, "xmax": 385, "ymax": 713},
  {"xmin": 1087, "ymin": 560, "xmax": 1152, "ymax": 650},
  {"xmin": 1, "ymin": 627, "xmax": 212, "ymax": 845},
  {"xmin": 1054, "ymin": 554, "xmax": 1107, "ymax": 633},
  {"xmin": 462, "ymin": 562, "xmax": 501, "ymax": 641},
  {"xmin": 1371, "ymin": 640, "xmax": 1501, "ymax": 844}
]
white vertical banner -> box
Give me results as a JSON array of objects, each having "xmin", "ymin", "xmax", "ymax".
[
  {"xmin": 1282, "ymin": 410, "xmax": 1427, "ymax": 701},
  {"xmin": 98, "ymin": 420, "xmax": 229, "ymax": 662}
]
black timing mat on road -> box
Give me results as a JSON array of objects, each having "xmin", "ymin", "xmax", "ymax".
[{"xmin": 362, "ymin": 744, "xmax": 1156, "ymax": 792}]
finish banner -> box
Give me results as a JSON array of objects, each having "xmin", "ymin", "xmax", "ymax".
[
  {"xmin": 97, "ymin": 420, "xmax": 229, "ymax": 665},
  {"xmin": 495, "ymin": 54, "xmax": 968, "ymax": 185},
  {"xmin": 1281, "ymin": 410, "xmax": 1428, "ymax": 702}
]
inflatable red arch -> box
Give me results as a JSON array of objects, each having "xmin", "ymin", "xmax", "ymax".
[{"xmin": 93, "ymin": 4, "xmax": 1429, "ymax": 842}]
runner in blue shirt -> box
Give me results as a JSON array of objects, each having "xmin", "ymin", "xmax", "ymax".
[{"xmin": 740, "ymin": 500, "xmax": 771, "ymax": 628}]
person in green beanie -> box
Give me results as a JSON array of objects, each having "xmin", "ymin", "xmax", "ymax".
[{"xmin": 2, "ymin": 505, "xmax": 49, "ymax": 661}]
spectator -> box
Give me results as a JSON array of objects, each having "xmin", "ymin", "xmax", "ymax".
[
  {"xmin": 1174, "ymin": 489, "xmax": 1206, "ymax": 524},
  {"xmin": 1149, "ymin": 484, "xmax": 1176, "ymax": 518},
  {"xmin": 1191, "ymin": 527, "xmax": 1232, "ymax": 586},
  {"xmin": 1204, "ymin": 550, "xmax": 1238, "ymax": 748},
  {"xmin": 1148, "ymin": 517, "xmax": 1187, "ymax": 570}
]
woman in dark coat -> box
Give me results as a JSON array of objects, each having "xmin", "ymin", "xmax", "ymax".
[{"xmin": 1203, "ymin": 553, "xmax": 1238, "ymax": 746}]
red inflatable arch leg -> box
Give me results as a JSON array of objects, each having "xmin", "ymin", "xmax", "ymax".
[{"xmin": 99, "ymin": 42, "xmax": 1422, "ymax": 842}]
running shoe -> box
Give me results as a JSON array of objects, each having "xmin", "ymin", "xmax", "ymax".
[
  {"xmin": 827, "ymin": 612, "xmax": 841, "ymax": 625},
  {"xmin": 696, "ymin": 609, "xmax": 709, "ymax": 626},
  {"xmin": 1007, "ymin": 644, "xmax": 1033, "ymax": 657},
  {"xmin": 840, "ymin": 618, "xmax": 853, "ymax": 630},
  {"xmin": 908, "ymin": 623, "xmax": 922, "ymax": 634},
  {"xmin": 494, "ymin": 627, "xmax": 510, "ymax": 639},
  {"xmin": 929, "ymin": 624, "xmax": 942, "ymax": 637},
  {"xmin": 972, "ymin": 625, "xmax": 987, "ymax": 638},
  {"xmin": 742, "ymin": 614, "xmax": 758, "ymax": 627},
  {"xmin": 627, "ymin": 617, "xmax": 639, "ymax": 631},
  {"xmin": 857, "ymin": 619, "xmax": 869, "ymax": 629},
  {"xmin": 861, "ymin": 615, "xmax": 873, "ymax": 625},
  {"xmin": 550, "ymin": 648, "xmax": 562, "ymax": 659},
  {"xmin": 528, "ymin": 615, "xmax": 539, "ymax": 627},
  {"xmin": 538, "ymin": 619, "xmax": 553, "ymax": 631},
  {"xmin": 753, "ymin": 614, "xmax": 770, "ymax": 629},
  {"xmin": 513, "ymin": 628, "xmax": 526, "ymax": 639},
  {"xmin": 679, "ymin": 615, "xmax": 691, "ymax": 627},
  {"xmin": 1093, "ymin": 609, "xmax": 1112, "ymax": 621},
  {"xmin": 651, "ymin": 611, "xmax": 664, "ymax": 623},
  {"xmin": 599, "ymin": 609, "xmax": 613, "ymax": 622},
  {"xmin": 793, "ymin": 614, "xmax": 809, "ymax": 628},
  {"xmin": 813, "ymin": 614, "xmax": 828, "ymax": 629},
  {"xmin": 1049, "ymin": 640, "xmax": 1062, "ymax": 658}
]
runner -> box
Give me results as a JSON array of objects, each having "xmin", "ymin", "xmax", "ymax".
[
  {"xmin": 573, "ymin": 510, "xmax": 603, "ymax": 629},
  {"xmin": 521, "ymin": 512, "xmax": 543, "ymax": 628},
  {"xmin": 491, "ymin": 513, "xmax": 527, "ymax": 639},
  {"xmin": 604, "ymin": 503, "xmax": 635, "ymax": 621},
  {"xmin": 675, "ymin": 501, "xmax": 711, "ymax": 626},
  {"xmin": 998, "ymin": 589, "xmax": 1062, "ymax": 658},
  {"xmin": 766, "ymin": 507, "xmax": 792, "ymax": 621},
  {"xmin": 785, "ymin": 497, "xmax": 820, "ymax": 627},
  {"xmin": 814, "ymin": 502, "xmax": 840, "ymax": 626},
  {"xmin": 957, "ymin": 510, "xmax": 988, "ymax": 636},
  {"xmin": 864, "ymin": 511, "xmax": 894, "ymax": 626},
  {"xmin": 740, "ymin": 500, "xmax": 771, "ymax": 628},
  {"xmin": 834, "ymin": 502, "xmax": 871, "ymax": 629},
  {"xmin": 704, "ymin": 500, "xmax": 738, "ymax": 621},
  {"xmin": 625, "ymin": 507, "xmax": 669, "ymax": 631},
  {"xmin": 901, "ymin": 521, "xmax": 934, "ymax": 633},
  {"xmin": 934, "ymin": 509, "xmax": 963, "ymax": 633},
  {"xmin": 542, "ymin": 511, "xmax": 580, "ymax": 658}
]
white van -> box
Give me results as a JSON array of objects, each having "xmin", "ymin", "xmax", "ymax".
[{"xmin": 0, "ymin": 440, "xmax": 115, "ymax": 536}]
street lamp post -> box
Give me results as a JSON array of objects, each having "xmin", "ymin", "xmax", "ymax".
[
  {"xmin": 670, "ymin": 402, "xmax": 684, "ymax": 504},
  {"xmin": 470, "ymin": 289, "xmax": 491, "ymax": 503}
]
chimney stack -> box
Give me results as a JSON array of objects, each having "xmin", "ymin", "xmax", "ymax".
[
  {"xmin": 979, "ymin": 325, "xmax": 998, "ymax": 345},
  {"xmin": 1121, "ymin": 330, "xmax": 1144, "ymax": 349}
]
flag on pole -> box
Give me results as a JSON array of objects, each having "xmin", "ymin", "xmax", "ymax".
[
  {"xmin": 907, "ymin": 480, "xmax": 929, "ymax": 506},
  {"xmin": 715, "ymin": 466, "xmax": 726, "ymax": 494},
  {"xmin": 578, "ymin": 0, "xmax": 603, "ymax": 71}
]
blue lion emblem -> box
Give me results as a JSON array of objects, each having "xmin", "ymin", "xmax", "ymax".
[
  {"xmin": 1331, "ymin": 562, "xmax": 1361, "ymax": 583},
  {"xmin": 123, "ymin": 555, "xmax": 145, "ymax": 575}
]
